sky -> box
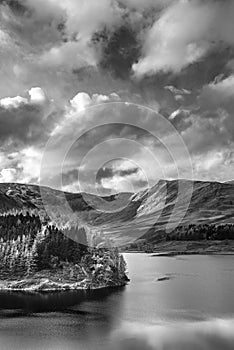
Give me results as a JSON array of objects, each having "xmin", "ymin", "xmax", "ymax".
[{"xmin": 0, "ymin": 0, "xmax": 234, "ymax": 194}]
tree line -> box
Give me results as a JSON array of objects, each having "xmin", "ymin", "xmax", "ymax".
[
  {"xmin": 124, "ymin": 223, "xmax": 234, "ymax": 252},
  {"xmin": 166, "ymin": 223, "xmax": 234, "ymax": 241},
  {"xmin": 0, "ymin": 213, "xmax": 89, "ymax": 278},
  {"xmin": 0, "ymin": 212, "xmax": 127, "ymax": 287}
]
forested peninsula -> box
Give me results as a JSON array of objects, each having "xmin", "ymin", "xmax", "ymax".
[{"xmin": 0, "ymin": 213, "xmax": 128, "ymax": 291}]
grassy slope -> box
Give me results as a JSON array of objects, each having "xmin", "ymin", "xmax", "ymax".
[
  {"xmin": 152, "ymin": 240, "xmax": 234, "ymax": 256},
  {"xmin": 0, "ymin": 180, "xmax": 233, "ymax": 245}
]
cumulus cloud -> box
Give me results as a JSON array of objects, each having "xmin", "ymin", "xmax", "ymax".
[
  {"xmin": 52, "ymin": 91, "xmax": 123, "ymax": 138},
  {"xmin": 69, "ymin": 92, "xmax": 119, "ymax": 113},
  {"xmin": 28, "ymin": 87, "xmax": 46, "ymax": 104},
  {"xmin": 0, "ymin": 147, "xmax": 43, "ymax": 184},
  {"xmin": 133, "ymin": 0, "xmax": 234, "ymax": 76},
  {"xmin": 0, "ymin": 87, "xmax": 55, "ymax": 144},
  {"xmin": 0, "ymin": 168, "xmax": 17, "ymax": 183},
  {"xmin": 69, "ymin": 92, "xmax": 93, "ymax": 113},
  {"xmin": 192, "ymin": 149, "xmax": 234, "ymax": 182},
  {"xmin": 0, "ymin": 0, "xmax": 128, "ymax": 102},
  {"xmin": 0, "ymin": 96, "xmax": 28, "ymax": 108},
  {"xmin": 70, "ymin": 91, "xmax": 120, "ymax": 111},
  {"xmin": 17, "ymin": 147, "xmax": 42, "ymax": 183},
  {"xmin": 133, "ymin": 1, "xmax": 215, "ymax": 76}
]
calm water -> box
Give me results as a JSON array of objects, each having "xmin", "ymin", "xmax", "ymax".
[{"xmin": 1, "ymin": 253, "xmax": 234, "ymax": 349}]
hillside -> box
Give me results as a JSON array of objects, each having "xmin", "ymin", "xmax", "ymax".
[{"xmin": 0, "ymin": 180, "xmax": 233, "ymax": 246}]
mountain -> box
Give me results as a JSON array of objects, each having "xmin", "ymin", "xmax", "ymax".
[
  {"xmin": 225, "ymin": 180, "xmax": 234, "ymax": 185},
  {"xmin": 0, "ymin": 182, "xmax": 132, "ymax": 214},
  {"xmin": 0, "ymin": 180, "xmax": 233, "ymax": 245}
]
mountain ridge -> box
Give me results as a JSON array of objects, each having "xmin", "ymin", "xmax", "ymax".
[{"xmin": 0, "ymin": 180, "xmax": 233, "ymax": 244}]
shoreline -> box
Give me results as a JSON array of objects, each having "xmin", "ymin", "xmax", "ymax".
[
  {"xmin": 0, "ymin": 279, "xmax": 129, "ymax": 293},
  {"xmin": 151, "ymin": 251, "xmax": 234, "ymax": 257},
  {"xmin": 125, "ymin": 250, "xmax": 234, "ymax": 257},
  {"xmin": 124, "ymin": 240, "xmax": 234, "ymax": 257},
  {"xmin": 0, "ymin": 273, "xmax": 130, "ymax": 293}
]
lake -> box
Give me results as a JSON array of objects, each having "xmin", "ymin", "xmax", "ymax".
[{"xmin": 1, "ymin": 253, "xmax": 234, "ymax": 350}]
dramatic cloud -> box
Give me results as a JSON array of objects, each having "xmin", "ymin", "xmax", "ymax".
[
  {"xmin": 95, "ymin": 159, "xmax": 148, "ymax": 193},
  {"xmin": 1, "ymin": 0, "xmax": 234, "ymax": 189},
  {"xmin": 98, "ymin": 25, "xmax": 141, "ymax": 79},
  {"xmin": 133, "ymin": 0, "xmax": 234, "ymax": 76},
  {"xmin": 25, "ymin": 0, "xmax": 125, "ymax": 73},
  {"xmin": 0, "ymin": 87, "xmax": 55, "ymax": 144},
  {"xmin": 39, "ymin": 96, "xmax": 193, "ymax": 192}
]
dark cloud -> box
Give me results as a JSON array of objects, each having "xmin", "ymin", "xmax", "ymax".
[
  {"xmin": 96, "ymin": 166, "xmax": 114, "ymax": 183},
  {"xmin": 177, "ymin": 48, "xmax": 234, "ymax": 90},
  {"xmin": 119, "ymin": 167, "xmax": 139, "ymax": 177},
  {"xmin": 2, "ymin": 0, "xmax": 29, "ymax": 15},
  {"xmin": 0, "ymin": 101, "xmax": 57, "ymax": 146},
  {"xmin": 137, "ymin": 48, "xmax": 234, "ymax": 109},
  {"xmin": 0, "ymin": 0, "xmax": 234, "ymax": 186},
  {"xmin": 61, "ymin": 162, "xmax": 145, "ymax": 194},
  {"xmin": 96, "ymin": 25, "xmax": 141, "ymax": 79},
  {"xmin": 96, "ymin": 164, "xmax": 139, "ymax": 184}
]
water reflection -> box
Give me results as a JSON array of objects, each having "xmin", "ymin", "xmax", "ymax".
[
  {"xmin": 0, "ymin": 287, "xmax": 127, "ymax": 350},
  {"xmin": 0, "ymin": 287, "xmax": 126, "ymax": 314},
  {"xmin": 112, "ymin": 319, "xmax": 234, "ymax": 350},
  {"xmin": 1, "ymin": 254, "xmax": 234, "ymax": 350}
]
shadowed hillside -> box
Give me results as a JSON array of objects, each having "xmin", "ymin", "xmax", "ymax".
[{"xmin": 0, "ymin": 180, "xmax": 233, "ymax": 245}]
